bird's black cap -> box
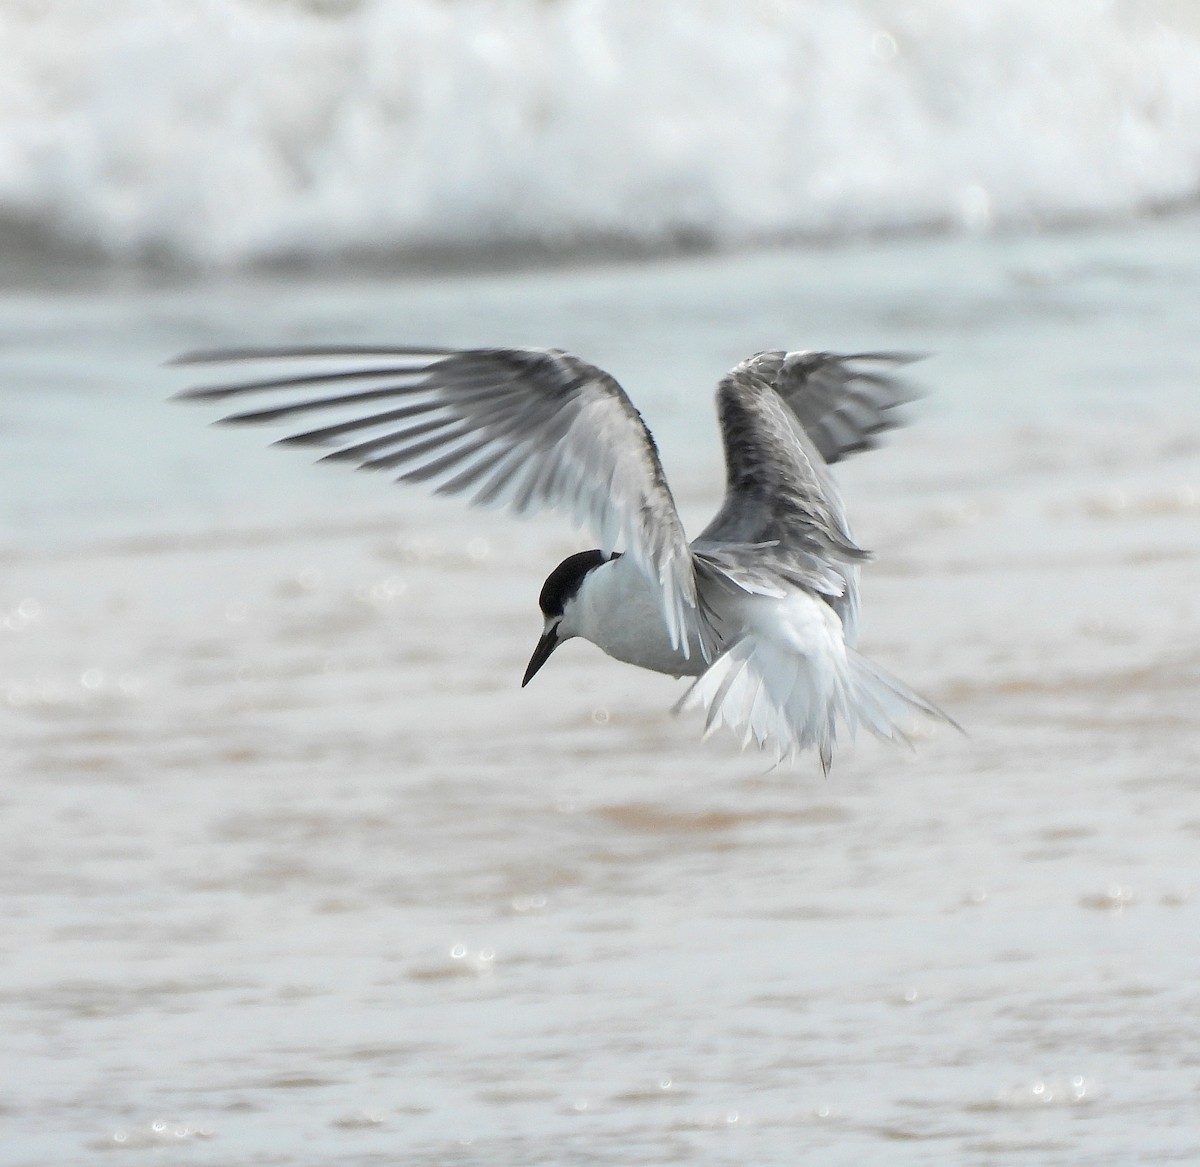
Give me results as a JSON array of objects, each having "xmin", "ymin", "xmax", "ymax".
[{"xmin": 537, "ymin": 549, "xmax": 606, "ymax": 617}]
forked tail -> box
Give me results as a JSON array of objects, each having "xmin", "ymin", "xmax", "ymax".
[{"xmin": 675, "ymin": 633, "xmax": 956, "ymax": 773}]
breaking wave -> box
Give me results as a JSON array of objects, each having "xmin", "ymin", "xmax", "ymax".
[{"xmin": 5, "ymin": 0, "xmax": 1200, "ymax": 266}]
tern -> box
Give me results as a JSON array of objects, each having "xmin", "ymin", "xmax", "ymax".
[{"xmin": 173, "ymin": 344, "xmax": 954, "ymax": 770}]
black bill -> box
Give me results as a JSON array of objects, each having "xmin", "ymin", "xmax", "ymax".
[{"xmin": 521, "ymin": 625, "xmax": 560, "ymax": 687}]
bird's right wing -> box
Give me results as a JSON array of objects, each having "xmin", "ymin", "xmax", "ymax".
[{"xmin": 172, "ymin": 345, "xmax": 715, "ymax": 660}]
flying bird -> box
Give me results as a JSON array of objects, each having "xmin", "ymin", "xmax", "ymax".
[{"xmin": 172, "ymin": 344, "xmax": 954, "ymax": 770}]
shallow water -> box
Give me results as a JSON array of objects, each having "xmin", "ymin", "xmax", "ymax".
[{"xmin": 1, "ymin": 217, "xmax": 1199, "ymax": 1165}]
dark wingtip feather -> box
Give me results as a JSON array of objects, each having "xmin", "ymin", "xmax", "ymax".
[
  {"xmin": 843, "ymin": 350, "xmax": 932, "ymax": 366},
  {"xmin": 169, "ymin": 344, "xmax": 461, "ymax": 367},
  {"xmin": 171, "ymin": 381, "xmax": 267, "ymax": 404},
  {"xmin": 215, "ymin": 405, "xmax": 313, "ymax": 425},
  {"xmin": 169, "ymin": 348, "xmax": 280, "ymax": 367},
  {"xmin": 271, "ymin": 431, "xmax": 336, "ymax": 448},
  {"xmin": 213, "ymin": 412, "xmax": 273, "ymax": 427},
  {"xmin": 316, "ymin": 446, "xmax": 366, "ymax": 463}
]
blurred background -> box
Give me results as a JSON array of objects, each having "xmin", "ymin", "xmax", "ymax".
[
  {"xmin": 1, "ymin": 2, "xmax": 1198, "ymax": 1165},
  {"xmin": 5, "ymin": 0, "xmax": 1200, "ymax": 270}
]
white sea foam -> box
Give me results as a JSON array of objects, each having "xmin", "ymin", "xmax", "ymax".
[{"xmin": 4, "ymin": 0, "xmax": 1200, "ymax": 265}]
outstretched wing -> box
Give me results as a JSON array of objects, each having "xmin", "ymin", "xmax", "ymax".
[
  {"xmin": 696, "ymin": 358, "xmax": 864, "ymax": 570},
  {"xmin": 694, "ymin": 351, "xmax": 920, "ymax": 641},
  {"xmin": 739, "ymin": 350, "xmax": 922, "ymax": 465},
  {"xmin": 683, "ymin": 350, "xmax": 938, "ymax": 764},
  {"xmin": 172, "ymin": 345, "xmax": 712, "ymax": 659}
]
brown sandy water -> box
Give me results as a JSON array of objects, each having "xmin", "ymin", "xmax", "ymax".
[{"xmin": 1, "ymin": 218, "xmax": 1198, "ymax": 1164}]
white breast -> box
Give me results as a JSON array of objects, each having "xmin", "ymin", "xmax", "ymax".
[{"xmin": 567, "ymin": 555, "xmax": 708, "ymax": 678}]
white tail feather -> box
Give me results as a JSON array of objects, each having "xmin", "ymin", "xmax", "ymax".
[{"xmin": 676, "ymin": 623, "xmax": 954, "ymax": 773}]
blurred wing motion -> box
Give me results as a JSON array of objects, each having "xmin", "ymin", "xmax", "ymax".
[
  {"xmin": 697, "ymin": 350, "xmax": 921, "ymax": 629},
  {"xmin": 171, "ymin": 345, "xmax": 713, "ymax": 659},
  {"xmin": 745, "ymin": 349, "xmax": 923, "ymax": 465},
  {"xmin": 685, "ymin": 350, "xmax": 950, "ymax": 768}
]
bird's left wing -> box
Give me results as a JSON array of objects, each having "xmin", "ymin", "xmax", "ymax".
[
  {"xmin": 172, "ymin": 345, "xmax": 712, "ymax": 659},
  {"xmin": 694, "ymin": 359, "xmax": 867, "ymax": 589},
  {"xmin": 693, "ymin": 349, "xmax": 923, "ymax": 641},
  {"xmin": 738, "ymin": 349, "xmax": 922, "ymax": 465}
]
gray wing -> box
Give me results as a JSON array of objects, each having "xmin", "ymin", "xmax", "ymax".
[
  {"xmin": 694, "ymin": 350, "xmax": 920, "ymax": 639},
  {"xmin": 173, "ymin": 345, "xmax": 712, "ymax": 659},
  {"xmin": 696, "ymin": 360, "xmax": 864, "ymax": 566},
  {"xmin": 740, "ymin": 349, "xmax": 922, "ymax": 464}
]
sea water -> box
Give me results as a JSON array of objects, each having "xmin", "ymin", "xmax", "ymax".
[
  {"xmin": 1, "ymin": 213, "xmax": 1198, "ymax": 1165},
  {"xmin": 3, "ymin": 1, "xmax": 1200, "ymax": 1160}
]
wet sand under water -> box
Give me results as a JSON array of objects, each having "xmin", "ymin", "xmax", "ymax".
[{"xmin": 1, "ymin": 219, "xmax": 1199, "ymax": 1164}]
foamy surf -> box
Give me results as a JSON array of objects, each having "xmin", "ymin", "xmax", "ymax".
[{"xmin": 4, "ymin": 0, "xmax": 1200, "ymax": 266}]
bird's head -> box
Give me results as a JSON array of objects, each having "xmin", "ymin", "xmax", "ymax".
[{"xmin": 521, "ymin": 549, "xmax": 607, "ymax": 687}]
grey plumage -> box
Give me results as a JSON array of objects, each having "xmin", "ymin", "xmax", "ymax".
[
  {"xmin": 738, "ymin": 349, "xmax": 922, "ymax": 464},
  {"xmin": 695, "ymin": 351, "xmax": 919, "ymax": 645}
]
